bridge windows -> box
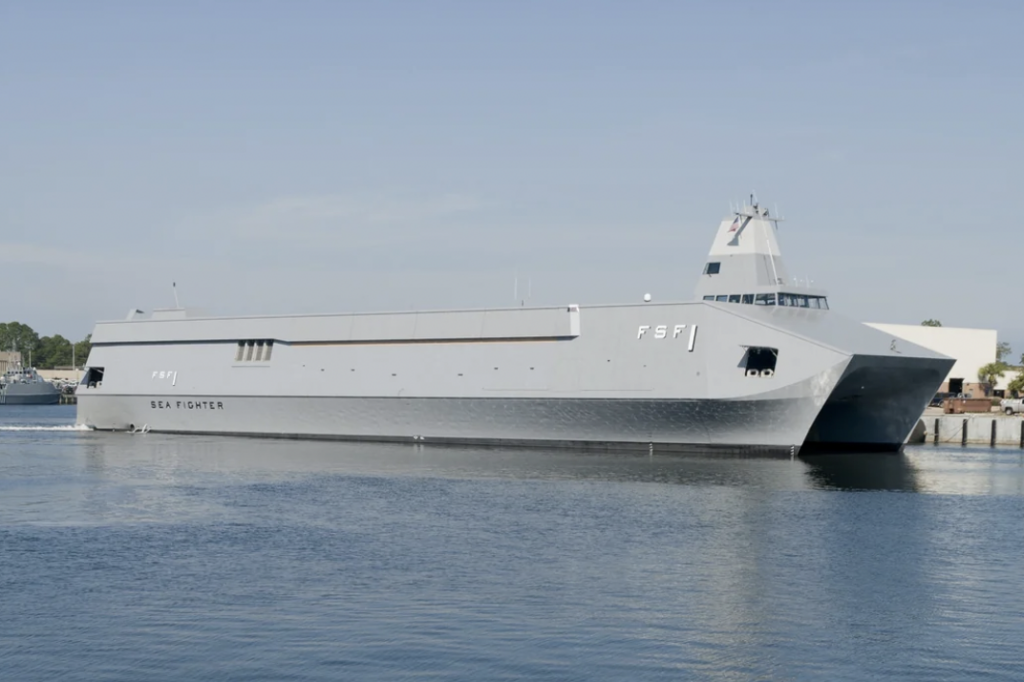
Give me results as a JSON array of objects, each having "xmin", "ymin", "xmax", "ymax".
[
  {"xmin": 777, "ymin": 294, "xmax": 829, "ymax": 309},
  {"xmin": 702, "ymin": 293, "xmax": 829, "ymax": 309}
]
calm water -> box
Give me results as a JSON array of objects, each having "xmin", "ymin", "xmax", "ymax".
[{"xmin": 2, "ymin": 406, "xmax": 1023, "ymax": 681}]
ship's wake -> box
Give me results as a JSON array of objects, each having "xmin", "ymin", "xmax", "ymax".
[{"xmin": 0, "ymin": 424, "xmax": 93, "ymax": 432}]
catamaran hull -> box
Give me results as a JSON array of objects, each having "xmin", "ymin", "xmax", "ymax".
[
  {"xmin": 77, "ymin": 359, "xmax": 947, "ymax": 454},
  {"xmin": 75, "ymin": 299, "xmax": 954, "ymax": 454}
]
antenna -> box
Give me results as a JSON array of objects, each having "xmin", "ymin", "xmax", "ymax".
[{"xmin": 172, "ymin": 282, "xmax": 181, "ymax": 309}]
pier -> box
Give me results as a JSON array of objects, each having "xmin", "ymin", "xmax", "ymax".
[{"xmin": 915, "ymin": 414, "xmax": 1024, "ymax": 447}]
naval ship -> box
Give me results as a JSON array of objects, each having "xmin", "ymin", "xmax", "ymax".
[
  {"xmin": 76, "ymin": 200, "xmax": 954, "ymax": 454},
  {"xmin": 1, "ymin": 363, "xmax": 62, "ymax": 405}
]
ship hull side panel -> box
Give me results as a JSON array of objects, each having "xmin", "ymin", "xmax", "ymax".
[
  {"xmin": 0, "ymin": 385, "xmax": 62, "ymax": 405},
  {"xmin": 75, "ymin": 301, "xmax": 953, "ymax": 452},
  {"xmin": 77, "ymin": 393, "xmax": 824, "ymax": 452}
]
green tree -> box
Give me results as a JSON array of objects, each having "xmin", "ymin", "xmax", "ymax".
[
  {"xmin": 74, "ymin": 334, "xmax": 92, "ymax": 368},
  {"xmin": 35, "ymin": 335, "xmax": 73, "ymax": 369},
  {"xmin": 0, "ymin": 323, "xmax": 92, "ymax": 368},
  {"xmin": 0, "ymin": 322, "xmax": 40, "ymax": 361},
  {"xmin": 1009, "ymin": 354, "xmax": 1024, "ymax": 397},
  {"xmin": 921, "ymin": 319, "xmax": 942, "ymax": 327},
  {"xmin": 978, "ymin": 361, "xmax": 1009, "ymax": 395},
  {"xmin": 996, "ymin": 341, "xmax": 1012, "ymax": 362},
  {"xmin": 1009, "ymin": 371, "xmax": 1024, "ymax": 398}
]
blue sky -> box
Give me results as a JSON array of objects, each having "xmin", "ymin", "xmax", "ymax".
[{"xmin": 2, "ymin": 1, "xmax": 1022, "ymax": 353}]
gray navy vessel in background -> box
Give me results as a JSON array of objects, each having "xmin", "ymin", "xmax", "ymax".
[
  {"xmin": 76, "ymin": 199, "xmax": 954, "ymax": 454},
  {"xmin": 1, "ymin": 364, "xmax": 61, "ymax": 405}
]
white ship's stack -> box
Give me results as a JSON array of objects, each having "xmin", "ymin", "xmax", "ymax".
[
  {"xmin": 76, "ymin": 199, "xmax": 953, "ymax": 453},
  {"xmin": 694, "ymin": 200, "xmax": 829, "ymax": 309}
]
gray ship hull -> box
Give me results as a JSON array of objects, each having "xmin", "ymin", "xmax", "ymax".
[
  {"xmin": 1, "ymin": 383, "xmax": 61, "ymax": 405},
  {"xmin": 75, "ymin": 300, "xmax": 953, "ymax": 454},
  {"xmin": 78, "ymin": 395, "xmax": 821, "ymax": 454}
]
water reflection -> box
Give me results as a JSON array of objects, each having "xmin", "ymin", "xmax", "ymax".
[
  {"xmin": 801, "ymin": 452, "xmax": 921, "ymax": 492},
  {"xmin": 904, "ymin": 444, "xmax": 1024, "ymax": 496},
  {"xmin": 5, "ymin": 411, "xmax": 1024, "ymax": 681},
  {"xmin": 5, "ymin": 418, "xmax": 1024, "ymax": 503},
  {"xmin": 44, "ymin": 431, "xmax": 1024, "ymax": 497},
  {"xmin": 68, "ymin": 432, "xmax": 818, "ymax": 490}
]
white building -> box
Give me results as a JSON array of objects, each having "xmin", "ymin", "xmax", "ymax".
[{"xmin": 865, "ymin": 323, "xmax": 1008, "ymax": 397}]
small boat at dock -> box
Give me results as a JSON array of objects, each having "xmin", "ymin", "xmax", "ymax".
[{"xmin": 1, "ymin": 363, "xmax": 62, "ymax": 405}]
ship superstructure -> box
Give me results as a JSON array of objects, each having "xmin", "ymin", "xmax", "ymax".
[
  {"xmin": 694, "ymin": 200, "xmax": 829, "ymax": 308},
  {"xmin": 76, "ymin": 199, "xmax": 953, "ymax": 453}
]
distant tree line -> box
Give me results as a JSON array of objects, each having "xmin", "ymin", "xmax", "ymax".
[{"xmin": 0, "ymin": 322, "xmax": 92, "ymax": 369}]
